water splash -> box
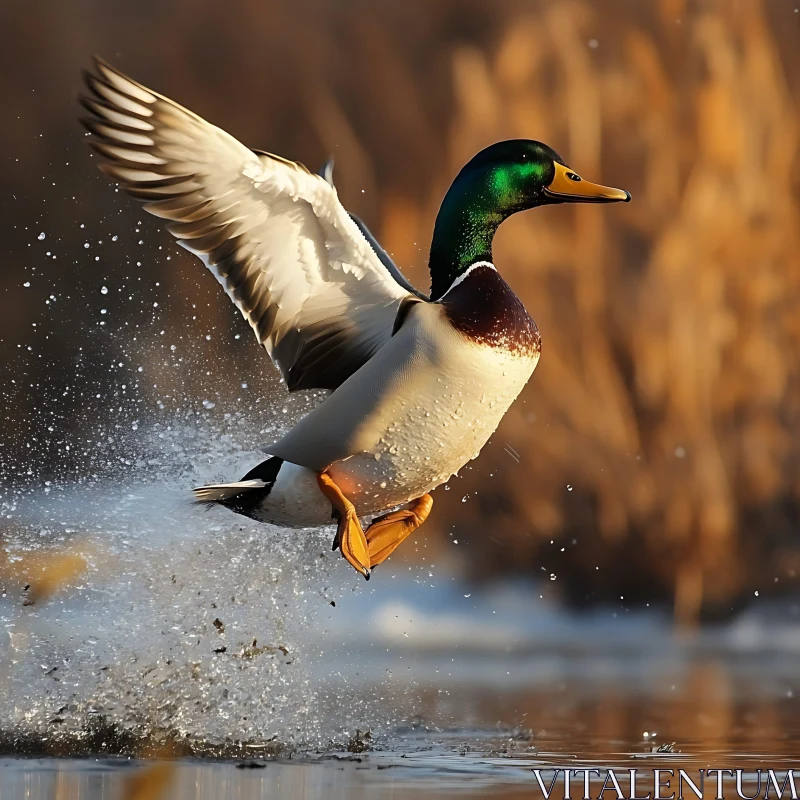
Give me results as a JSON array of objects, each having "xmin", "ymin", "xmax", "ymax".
[{"xmin": 0, "ymin": 415, "xmax": 342, "ymax": 752}]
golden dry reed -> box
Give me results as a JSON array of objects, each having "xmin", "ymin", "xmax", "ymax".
[{"xmin": 0, "ymin": 535, "xmax": 92, "ymax": 606}]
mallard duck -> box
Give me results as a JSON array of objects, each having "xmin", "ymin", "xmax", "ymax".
[{"xmin": 79, "ymin": 58, "xmax": 629, "ymax": 580}]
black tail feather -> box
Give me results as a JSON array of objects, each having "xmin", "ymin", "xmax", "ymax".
[
  {"xmin": 241, "ymin": 456, "xmax": 284, "ymax": 483},
  {"xmin": 193, "ymin": 457, "xmax": 285, "ymax": 520}
]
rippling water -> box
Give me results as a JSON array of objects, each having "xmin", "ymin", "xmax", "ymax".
[{"xmin": 2, "ymin": 681, "xmax": 800, "ymax": 799}]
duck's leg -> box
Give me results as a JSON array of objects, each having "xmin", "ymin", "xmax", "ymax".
[
  {"xmin": 316, "ymin": 472, "xmax": 371, "ymax": 580},
  {"xmin": 364, "ymin": 494, "xmax": 433, "ymax": 567}
]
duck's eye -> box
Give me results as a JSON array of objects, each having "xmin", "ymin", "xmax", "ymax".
[
  {"xmin": 566, "ymin": 172, "xmax": 581, "ymax": 182},
  {"xmin": 519, "ymin": 153, "xmax": 528, "ymax": 161}
]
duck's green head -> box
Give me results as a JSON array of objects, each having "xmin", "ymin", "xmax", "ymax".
[
  {"xmin": 452, "ymin": 139, "xmax": 630, "ymax": 211},
  {"xmin": 429, "ymin": 140, "xmax": 630, "ymax": 299}
]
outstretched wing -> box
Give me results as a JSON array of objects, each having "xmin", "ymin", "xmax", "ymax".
[{"xmin": 79, "ymin": 57, "xmax": 419, "ymax": 391}]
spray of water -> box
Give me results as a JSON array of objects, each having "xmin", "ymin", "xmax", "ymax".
[{"xmin": 0, "ymin": 409, "xmax": 363, "ymax": 752}]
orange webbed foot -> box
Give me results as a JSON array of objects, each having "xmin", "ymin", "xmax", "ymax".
[
  {"xmin": 317, "ymin": 472, "xmax": 371, "ymax": 580},
  {"xmin": 365, "ymin": 494, "xmax": 433, "ymax": 567}
]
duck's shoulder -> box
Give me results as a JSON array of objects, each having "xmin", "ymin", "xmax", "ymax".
[{"xmin": 437, "ymin": 262, "xmax": 541, "ymax": 355}]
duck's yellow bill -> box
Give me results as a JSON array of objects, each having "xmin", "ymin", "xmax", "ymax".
[{"xmin": 545, "ymin": 162, "xmax": 631, "ymax": 203}]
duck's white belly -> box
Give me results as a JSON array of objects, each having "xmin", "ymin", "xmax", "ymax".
[
  {"xmin": 259, "ymin": 301, "xmax": 539, "ymax": 527},
  {"xmin": 328, "ymin": 342, "xmax": 536, "ymax": 512}
]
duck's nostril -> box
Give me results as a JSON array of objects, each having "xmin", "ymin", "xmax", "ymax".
[{"xmin": 566, "ymin": 172, "xmax": 582, "ymax": 182}]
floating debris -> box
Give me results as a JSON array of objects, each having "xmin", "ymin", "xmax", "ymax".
[
  {"xmin": 346, "ymin": 729, "xmax": 372, "ymax": 754},
  {"xmin": 235, "ymin": 639, "xmax": 289, "ymax": 660}
]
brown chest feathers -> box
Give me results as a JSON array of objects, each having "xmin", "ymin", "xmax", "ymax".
[{"xmin": 439, "ymin": 264, "xmax": 541, "ymax": 355}]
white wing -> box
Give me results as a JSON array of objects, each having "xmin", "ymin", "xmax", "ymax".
[{"xmin": 80, "ymin": 57, "xmax": 417, "ymax": 391}]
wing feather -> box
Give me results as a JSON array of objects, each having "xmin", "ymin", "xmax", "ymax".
[{"xmin": 80, "ymin": 57, "xmax": 418, "ymax": 391}]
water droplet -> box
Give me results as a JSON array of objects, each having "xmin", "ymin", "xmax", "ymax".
[
  {"xmin": 566, "ymin": 484, "xmax": 573, "ymax": 492},
  {"xmin": 23, "ymin": 281, "xmax": 30, "ymax": 288},
  {"xmin": 202, "ymin": 400, "xmax": 216, "ymax": 410},
  {"xmin": 100, "ymin": 286, "xmax": 108, "ymax": 295},
  {"xmin": 550, "ymin": 573, "xmax": 557, "ymax": 581},
  {"xmin": 37, "ymin": 232, "xmax": 45, "ymax": 240}
]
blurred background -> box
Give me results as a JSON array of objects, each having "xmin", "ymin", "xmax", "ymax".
[{"xmin": 2, "ymin": 0, "xmax": 800, "ymax": 627}]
